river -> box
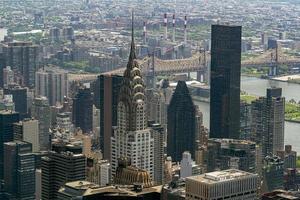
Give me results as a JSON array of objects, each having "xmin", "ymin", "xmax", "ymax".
[{"xmin": 194, "ymin": 76, "xmax": 300, "ymax": 153}]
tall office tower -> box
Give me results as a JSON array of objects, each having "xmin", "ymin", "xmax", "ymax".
[
  {"xmin": 3, "ymin": 42, "xmax": 40, "ymax": 88},
  {"xmin": 251, "ymin": 88, "xmax": 285, "ymax": 157},
  {"xmin": 35, "ymin": 66, "xmax": 68, "ymax": 106},
  {"xmin": 0, "ymin": 111, "xmax": 19, "ymax": 180},
  {"xmin": 93, "ymin": 74, "xmax": 123, "ymax": 160},
  {"xmin": 111, "ymin": 22, "xmax": 154, "ymax": 178},
  {"xmin": 13, "ymin": 118, "xmax": 40, "ymax": 152},
  {"xmin": 149, "ymin": 122, "xmax": 164, "ymax": 185},
  {"xmin": 167, "ymin": 81, "xmax": 196, "ymax": 162},
  {"xmin": 145, "ymin": 89, "xmax": 166, "ymax": 126},
  {"xmin": 72, "ymin": 87, "xmax": 93, "ymax": 134},
  {"xmin": 277, "ymin": 145, "xmax": 297, "ymax": 169},
  {"xmin": 210, "ymin": 25, "xmax": 241, "ymax": 139},
  {"xmin": 240, "ymin": 100, "xmax": 252, "ymax": 140},
  {"xmin": 31, "ymin": 97, "xmax": 51, "ymax": 151},
  {"xmin": 3, "ymin": 66, "xmax": 14, "ymax": 87},
  {"xmin": 3, "ymin": 141, "xmax": 35, "ymax": 200},
  {"xmin": 4, "ymin": 85, "xmax": 28, "ymax": 119},
  {"xmin": 186, "ymin": 169, "xmax": 258, "ymax": 200},
  {"xmin": 206, "ymin": 139, "xmax": 256, "ymax": 173},
  {"xmin": 262, "ymin": 155, "xmax": 284, "ymax": 192},
  {"xmin": 0, "ymin": 53, "xmax": 6, "ymax": 87},
  {"xmin": 41, "ymin": 152, "xmax": 86, "ymax": 200}
]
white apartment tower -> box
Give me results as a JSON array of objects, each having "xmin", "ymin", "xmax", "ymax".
[
  {"xmin": 111, "ymin": 17, "xmax": 154, "ymax": 178},
  {"xmin": 35, "ymin": 66, "xmax": 68, "ymax": 106}
]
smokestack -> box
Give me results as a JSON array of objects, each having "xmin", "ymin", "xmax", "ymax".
[
  {"xmin": 164, "ymin": 13, "xmax": 168, "ymax": 40},
  {"xmin": 172, "ymin": 14, "xmax": 176, "ymax": 42},
  {"xmin": 184, "ymin": 15, "xmax": 187, "ymax": 45},
  {"xmin": 143, "ymin": 21, "xmax": 147, "ymax": 44}
]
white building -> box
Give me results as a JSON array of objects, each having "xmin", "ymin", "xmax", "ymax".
[
  {"xmin": 186, "ymin": 169, "xmax": 258, "ymax": 200},
  {"xmin": 87, "ymin": 159, "xmax": 111, "ymax": 187},
  {"xmin": 3, "ymin": 66, "xmax": 14, "ymax": 87},
  {"xmin": 111, "ymin": 29, "xmax": 154, "ymax": 178},
  {"xmin": 21, "ymin": 118, "xmax": 40, "ymax": 152},
  {"xmin": 35, "ymin": 66, "xmax": 68, "ymax": 106},
  {"xmin": 180, "ymin": 151, "xmax": 202, "ymax": 179},
  {"xmin": 56, "ymin": 112, "xmax": 73, "ymax": 131}
]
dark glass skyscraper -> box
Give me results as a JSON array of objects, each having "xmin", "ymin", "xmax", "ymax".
[
  {"xmin": 0, "ymin": 111, "xmax": 19, "ymax": 180},
  {"xmin": 210, "ymin": 24, "xmax": 242, "ymax": 139},
  {"xmin": 94, "ymin": 74, "xmax": 123, "ymax": 161},
  {"xmin": 4, "ymin": 141, "xmax": 35, "ymax": 200},
  {"xmin": 167, "ymin": 81, "xmax": 196, "ymax": 162},
  {"xmin": 72, "ymin": 87, "xmax": 93, "ymax": 133}
]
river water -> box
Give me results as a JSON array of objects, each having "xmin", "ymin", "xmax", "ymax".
[{"xmin": 194, "ymin": 76, "xmax": 300, "ymax": 153}]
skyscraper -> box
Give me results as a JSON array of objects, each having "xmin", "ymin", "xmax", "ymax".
[
  {"xmin": 262, "ymin": 155, "xmax": 284, "ymax": 192},
  {"xmin": 31, "ymin": 97, "xmax": 51, "ymax": 151},
  {"xmin": 13, "ymin": 118, "xmax": 40, "ymax": 152},
  {"xmin": 210, "ymin": 24, "xmax": 242, "ymax": 139},
  {"xmin": 111, "ymin": 17, "xmax": 154, "ymax": 178},
  {"xmin": 251, "ymin": 88, "xmax": 285, "ymax": 157},
  {"xmin": 72, "ymin": 87, "xmax": 93, "ymax": 133},
  {"xmin": 4, "ymin": 141, "xmax": 35, "ymax": 200},
  {"xmin": 149, "ymin": 121, "xmax": 165, "ymax": 185},
  {"xmin": 167, "ymin": 81, "xmax": 196, "ymax": 162},
  {"xmin": 3, "ymin": 42, "xmax": 40, "ymax": 88},
  {"xmin": 35, "ymin": 66, "xmax": 68, "ymax": 106},
  {"xmin": 0, "ymin": 52, "xmax": 6, "ymax": 88},
  {"xmin": 93, "ymin": 74, "xmax": 123, "ymax": 161},
  {"xmin": 4, "ymin": 85, "xmax": 28, "ymax": 119},
  {"xmin": 0, "ymin": 111, "xmax": 19, "ymax": 180},
  {"xmin": 41, "ymin": 152, "xmax": 86, "ymax": 200}
]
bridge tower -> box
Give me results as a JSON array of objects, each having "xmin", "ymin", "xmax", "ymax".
[
  {"xmin": 145, "ymin": 54, "xmax": 156, "ymax": 89},
  {"xmin": 269, "ymin": 45, "xmax": 279, "ymax": 76},
  {"xmin": 196, "ymin": 49, "xmax": 208, "ymax": 83}
]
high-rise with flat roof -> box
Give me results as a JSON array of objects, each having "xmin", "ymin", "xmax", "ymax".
[
  {"xmin": 4, "ymin": 141, "xmax": 35, "ymax": 200},
  {"xmin": 31, "ymin": 97, "xmax": 51, "ymax": 151},
  {"xmin": 35, "ymin": 66, "xmax": 68, "ymax": 106},
  {"xmin": 210, "ymin": 25, "xmax": 241, "ymax": 139},
  {"xmin": 93, "ymin": 74, "xmax": 123, "ymax": 161},
  {"xmin": 13, "ymin": 118, "xmax": 40, "ymax": 152},
  {"xmin": 41, "ymin": 152, "xmax": 86, "ymax": 200},
  {"xmin": 4, "ymin": 85, "xmax": 28, "ymax": 119},
  {"xmin": 186, "ymin": 169, "xmax": 258, "ymax": 200},
  {"xmin": 72, "ymin": 87, "xmax": 93, "ymax": 134},
  {"xmin": 0, "ymin": 111, "xmax": 19, "ymax": 180},
  {"xmin": 3, "ymin": 42, "xmax": 40, "ymax": 88},
  {"xmin": 251, "ymin": 88, "xmax": 285, "ymax": 157}
]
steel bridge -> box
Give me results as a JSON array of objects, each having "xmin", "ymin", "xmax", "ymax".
[{"xmin": 104, "ymin": 47, "xmax": 300, "ymax": 79}]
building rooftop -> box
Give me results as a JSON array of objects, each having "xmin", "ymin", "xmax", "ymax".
[{"xmin": 187, "ymin": 169, "xmax": 255, "ymax": 184}]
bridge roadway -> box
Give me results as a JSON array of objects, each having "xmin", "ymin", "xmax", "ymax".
[{"xmin": 103, "ymin": 51, "xmax": 300, "ymax": 76}]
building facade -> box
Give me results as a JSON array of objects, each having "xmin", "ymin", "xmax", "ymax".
[
  {"xmin": 35, "ymin": 66, "xmax": 68, "ymax": 106},
  {"xmin": 31, "ymin": 97, "xmax": 51, "ymax": 151},
  {"xmin": 72, "ymin": 87, "xmax": 93, "ymax": 134},
  {"xmin": 210, "ymin": 25, "xmax": 241, "ymax": 139},
  {"xmin": 186, "ymin": 169, "xmax": 258, "ymax": 200},
  {"xmin": 111, "ymin": 26, "xmax": 154, "ymax": 178},
  {"xmin": 4, "ymin": 141, "xmax": 35, "ymax": 200},
  {"xmin": 167, "ymin": 81, "xmax": 196, "ymax": 162},
  {"xmin": 0, "ymin": 111, "xmax": 19, "ymax": 180},
  {"xmin": 41, "ymin": 152, "xmax": 86, "ymax": 200}
]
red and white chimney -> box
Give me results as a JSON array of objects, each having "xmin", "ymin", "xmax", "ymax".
[
  {"xmin": 184, "ymin": 15, "xmax": 187, "ymax": 45},
  {"xmin": 172, "ymin": 14, "xmax": 176, "ymax": 42},
  {"xmin": 143, "ymin": 21, "xmax": 147, "ymax": 44},
  {"xmin": 164, "ymin": 13, "xmax": 168, "ymax": 40}
]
